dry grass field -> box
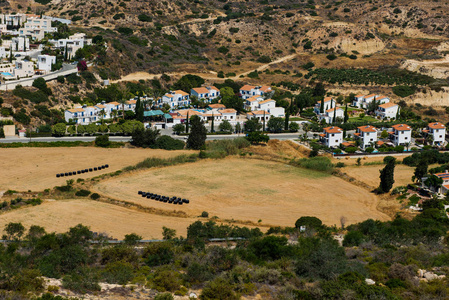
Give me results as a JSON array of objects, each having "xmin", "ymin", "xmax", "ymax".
[
  {"xmin": 0, "ymin": 147, "xmax": 194, "ymax": 191},
  {"xmin": 93, "ymin": 158, "xmax": 390, "ymax": 227},
  {"xmin": 0, "ymin": 199, "xmax": 197, "ymax": 239},
  {"xmin": 341, "ymin": 164, "xmax": 414, "ymax": 190},
  {"xmin": 334, "ymin": 155, "xmax": 415, "ymax": 189}
]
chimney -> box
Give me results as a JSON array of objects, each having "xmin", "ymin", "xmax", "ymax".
[{"xmin": 446, "ymin": 170, "xmax": 448, "ymax": 174}]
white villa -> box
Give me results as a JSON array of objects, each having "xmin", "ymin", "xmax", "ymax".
[
  {"xmin": 37, "ymin": 54, "xmax": 56, "ymax": 72},
  {"xmin": 51, "ymin": 33, "xmax": 92, "ymax": 59},
  {"xmin": 376, "ymin": 102, "xmax": 399, "ymax": 119},
  {"xmin": 354, "ymin": 125, "xmax": 378, "ymax": 150},
  {"xmin": 64, "ymin": 99, "xmax": 137, "ymax": 124},
  {"xmin": 19, "ymin": 18, "xmax": 56, "ymax": 40},
  {"xmin": 239, "ymin": 85, "xmax": 272, "ymax": 100},
  {"xmin": 353, "ymin": 94, "xmax": 390, "ymax": 109},
  {"xmin": 158, "ymin": 90, "xmax": 190, "ymax": 108},
  {"xmin": 243, "ymin": 96, "xmax": 285, "ymax": 117},
  {"xmin": 422, "ymin": 172, "xmax": 449, "ymax": 194},
  {"xmin": 190, "ymin": 86, "xmax": 220, "ymax": 101},
  {"xmin": 318, "ymin": 107, "xmax": 344, "ymax": 124},
  {"xmin": 388, "ymin": 124, "xmax": 412, "ymax": 146},
  {"xmin": 11, "ymin": 36, "xmax": 29, "ymax": 51},
  {"xmin": 246, "ymin": 110, "xmax": 270, "ymax": 122},
  {"xmin": 320, "ymin": 126, "xmax": 343, "ymax": 148},
  {"xmin": 314, "ymin": 97, "xmax": 337, "ymax": 114},
  {"xmin": 172, "ymin": 108, "xmax": 237, "ymax": 125},
  {"xmin": 244, "ymin": 96, "xmax": 261, "ymax": 111},
  {"xmin": 422, "ymin": 122, "xmax": 446, "ymax": 146}
]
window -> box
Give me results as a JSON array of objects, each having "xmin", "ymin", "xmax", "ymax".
[{"xmin": 405, "ymin": 137, "xmax": 408, "ymax": 140}]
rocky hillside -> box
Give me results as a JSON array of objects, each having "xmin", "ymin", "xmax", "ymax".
[{"xmin": 1, "ymin": 0, "xmax": 449, "ymax": 128}]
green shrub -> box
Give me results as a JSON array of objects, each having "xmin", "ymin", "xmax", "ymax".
[
  {"xmin": 345, "ymin": 147, "xmax": 358, "ymax": 153},
  {"xmin": 102, "ymin": 261, "xmax": 134, "ymax": 285},
  {"xmin": 392, "ymin": 85, "xmax": 416, "ymax": 98},
  {"xmin": 75, "ymin": 190, "xmax": 91, "ymax": 197},
  {"xmin": 201, "ymin": 277, "xmax": 238, "ymax": 300},
  {"xmin": 154, "ymin": 293, "xmax": 174, "ymax": 300},
  {"xmin": 295, "ymin": 216, "xmax": 323, "ymax": 229},
  {"xmin": 95, "ymin": 135, "xmax": 111, "ymax": 148},
  {"xmin": 155, "ymin": 135, "xmax": 185, "ymax": 150},
  {"xmin": 292, "ymin": 157, "xmax": 334, "ymax": 172},
  {"xmin": 343, "ymin": 230, "xmax": 364, "ymax": 246},
  {"xmin": 90, "ymin": 193, "xmax": 100, "ymax": 200}
]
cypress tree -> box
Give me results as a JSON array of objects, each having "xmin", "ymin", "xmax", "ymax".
[
  {"xmin": 135, "ymin": 97, "xmax": 144, "ymax": 122},
  {"xmin": 379, "ymin": 157, "xmax": 396, "ymax": 193},
  {"xmin": 211, "ymin": 112, "xmax": 214, "ymax": 133},
  {"xmin": 285, "ymin": 104, "xmax": 290, "ymax": 131},
  {"xmin": 9, "ymin": 47, "xmax": 12, "ymax": 63},
  {"xmin": 187, "ymin": 115, "xmax": 207, "ymax": 150},
  {"xmin": 64, "ymin": 44, "xmax": 68, "ymax": 61},
  {"xmin": 332, "ymin": 107, "xmax": 337, "ymax": 124},
  {"xmin": 414, "ymin": 158, "xmax": 428, "ymax": 183},
  {"xmin": 344, "ymin": 103, "xmax": 349, "ymax": 123},
  {"xmin": 262, "ymin": 111, "xmax": 266, "ymax": 132},
  {"xmin": 185, "ymin": 112, "xmax": 189, "ymax": 134},
  {"xmin": 320, "ymin": 98, "xmax": 324, "ymax": 113}
]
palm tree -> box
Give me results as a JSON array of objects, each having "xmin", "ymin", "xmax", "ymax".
[
  {"xmin": 99, "ymin": 109, "xmax": 105, "ymax": 123},
  {"xmin": 111, "ymin": 110, "xmax": 118, "ymax": 122},
  {"xmin": 117, "ymin": 85, "xmax": 130, "ymax": 120}
]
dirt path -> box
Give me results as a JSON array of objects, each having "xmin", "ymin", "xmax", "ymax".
[
  {"xmin": 112, "ymin": 53, "xmax": 298, "ymax": 83},
  {"xmin": 162, "ymin": 10, "xmax": 227, "ymax": 28}
]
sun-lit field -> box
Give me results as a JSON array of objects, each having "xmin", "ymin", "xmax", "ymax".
[
  {"xmin": 341, "ymin": 164, "xmax": 414, "ymax": 189},
  {"xmin": 0, "ymin": 147, "xmax": 194, "ymax": 191},
  {"xmin": 334, "ymin": 155, "xmax": 415, "ymax": 189},
  {"xmin": 93, "ymin": 158, "xmax": 390, "ymax": 227},
  {"xmin": 0, "ymin": 199, "xmax": 198, "ymax": 239}
]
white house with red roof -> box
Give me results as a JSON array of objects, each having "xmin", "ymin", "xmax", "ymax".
[
  {"xmin": 125, "ymin": 99, "xmax": 137, "ymax": 111},
  {"xmin": 376, "ymin": 102, "xmax": 399, "ymax": 119},
  {"xmin": 239, "ymin": 85, "xmax": 272, "ymax": 99},
  {"xmin": 64, "ymin": 107, "xmax": 85, "ymax": 124},
  {"xmin": 159, "ymin": 90, "xmax": 190, "ymax": 108},
  {"xmin": 244, "ymin": 96, "xmax": 262, "ymax": 111},
  {"xmin": 389, "ymin": 124, "xmax": 412, "ymax": 146},
  {"xmin": 318, "ymin": 107, "xmax": 344, "ymax": 124},
  {"xmin": 246, "ymin": 110, "xmax": 270, "ymax": 122},
  {"xmin": 320, "ymin": 126, "xmax": 343, "ymax": 148},
  {"xmin": 353, "ymin": 94, "xmax": 390, "ymax": 109},
  {"xmin": 423, "ymin": 122, "xmax": 446, "ymax": 146},
  {"xmin": 422, "ymin": 171, "xmax": 449, "ymax": 194},
  {"xmin": 314, "ymin": 97, "xmax": 337, "ymax": 114},
  {"xmin": 354, "ymin": 125, "xmax": 378, "ymax": 149},
  {"xmin": 243, "ymin": 96, "xmax": 285, "ymax": 117},
  {"xmin": 208, "ymin": 104, "xmax": 226, "ymax": 110},
  {"xmin": 220, "ymin": 109, "xmax": 237, "ymax": 121},
  {"xmin": 190, "ymin": 86, "xmax": 220, "ymax": 102}
]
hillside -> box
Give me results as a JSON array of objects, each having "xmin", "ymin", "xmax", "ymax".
[{"xmin": 1, "ymin": 0, "xmax": 449, "ymax": 128}]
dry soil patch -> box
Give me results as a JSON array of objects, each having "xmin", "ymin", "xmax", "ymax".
[
  {"xmin": 93, "ymin": 158, "xmax": 390, "ymax": 227},
  {"xmin": 0, "ymin": 147, "xmax": 193, "ymax": 191}
]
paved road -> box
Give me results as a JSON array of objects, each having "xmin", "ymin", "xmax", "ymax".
[{"xmin": 0, "ymin": 133, "xmax": 302, "ymax": 144}]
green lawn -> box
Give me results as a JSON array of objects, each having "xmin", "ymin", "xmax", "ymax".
[
  {"xmin": 348, "ymin": 116, "xmax": 378, "ymax": 123},
  {"xmin": 290, "ymin": 117, "xmax": 306, "ymax": 121}
]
